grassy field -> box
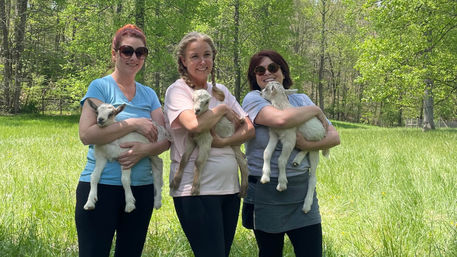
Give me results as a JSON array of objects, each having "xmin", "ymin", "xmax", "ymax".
[{"xmin": 0, "ymin": 115, "xmax": 456, "ymax": 257}]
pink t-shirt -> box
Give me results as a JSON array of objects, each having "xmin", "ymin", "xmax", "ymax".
[{"xmin": 164, "ymin": 79, "xmax": 248, "ymax": 197}]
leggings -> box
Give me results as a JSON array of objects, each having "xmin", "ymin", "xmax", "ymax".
[
  {"xmin": 75, "ymin": 181, "xmax": 155, "ymax": 257},
  {"xmin": 173, "ymin": 194, "xmax": 241, "ymax": 257},
  {"xmin": 254, "ymin": 223, "xmax": 322, "ymax": 257}
]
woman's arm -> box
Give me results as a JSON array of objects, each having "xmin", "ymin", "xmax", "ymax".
[
  {"xmin": 78, "ymin": 98, "xmax": 158, "ymax": 145},
  {"xmin": 295, "ymin": 125, "xmax": 340, "ymax": 151},
  {"xmin": 177, "ymin": 104, "xmax": 231, "ymax": 133},
  {"xmin": 211, "ymin": 116, "xmax": 255, "ymax": 147},
  {"xmin": 255, "ymin": 105, "xmax": 326, "ymax": 129},
  {"xmin": 118, "ymin": 108, "xmax": 171, "ymax": 169}
]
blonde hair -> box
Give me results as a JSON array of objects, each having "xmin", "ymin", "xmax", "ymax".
[{"xmin": 176, "ymin": 32, "xmax": 225, "ymax": 101}]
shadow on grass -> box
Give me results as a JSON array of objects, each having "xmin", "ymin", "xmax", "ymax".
[
  {"xmin": 0, "ymin": 114, "xmax": 80, "ymax": 128},
  {"xmin": 331, "ymin": 120, "xmax": 370, "ymax": 129}
]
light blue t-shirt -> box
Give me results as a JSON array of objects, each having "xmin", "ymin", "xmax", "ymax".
[
  {"xmin": 79, "ymin": 75, "xmax": 161, "ymax": 186},
  {"xmin": 242, "ymin": 90, "xmax": 329, "ymax": 177}
]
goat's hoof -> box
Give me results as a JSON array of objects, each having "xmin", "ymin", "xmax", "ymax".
[
  {"xmin": 153, "ymin": 202, "xmax": 162, "ymax": 210},
  {"xmin": 153, "ymin": 197, "xmax": 162, "ymax": 210},
  {"xmin": 125, "ymin": 203, "xmax": 136, "ymax": 213},
  {"xmin": 191, "ymin": 188, "xmax": 200, "ymax": 196},
  {"xmin": 169, "ymin": 179, "xmax": 180, "ymax": 190},
  {"xmin": 83, "ymin": 202, "xmax": 95, "ymax": 210},
  {"xmin": 302, "ymin": 203, "xmax": 312, "ymax": 213},
  {"xmin": 276, "ymin": 184, "xmax": 287, "ymax": 192},
  {"xmin": 302, "ymin": 206, "xmax": 311, "ymax": 213},
  {"xmin": 238, "ymin": 189, "xmax": 247, "ymax": 198},
  {"xmin": 260, "ymin": 175, "xmax": 270, "ymax": 184}
]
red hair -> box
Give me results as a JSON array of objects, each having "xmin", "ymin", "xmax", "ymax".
[{"xmin": 111, "ymin": 24, "xmax": 146, "ymax": 50}]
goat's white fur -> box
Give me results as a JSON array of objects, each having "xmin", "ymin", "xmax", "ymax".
[
  {"xmin": 84, "ymin": 99, "xmax": 170, "ymax": 212},
  {"xmin": 260, "ymin": 81, "xmax": 329, "ymax": 213},
  {"xmin": 169, "ymin": 89, "xmax": 248, "ymax": 197}
]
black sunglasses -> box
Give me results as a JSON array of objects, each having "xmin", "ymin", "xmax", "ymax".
[
  {"xmin": 254, "ymin": 63, "xmax": 280, "ymax": 76},
  {"xmin": 116, "ymin": 45, "xmax": 149, "ymax": 59}
]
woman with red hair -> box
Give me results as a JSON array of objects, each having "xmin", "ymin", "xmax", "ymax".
[{"xmin": 75, "ymin": 24, "xmax": 170, "ymax": 257}]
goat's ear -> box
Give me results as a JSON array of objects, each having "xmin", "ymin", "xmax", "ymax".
[
  {"xmin": 285, "ymin": 89, "xmax": 298, "ymax": 95},
  {"xmin": 87, "ymin": 99, "xmax": 98, "ymax": 111},
  {"xmin": 115, "ymin": 103, "xmax": 126, "ymax": 115}
]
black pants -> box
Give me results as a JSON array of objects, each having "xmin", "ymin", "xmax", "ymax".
[
  {"xmin": 75, "ymin": 182, "xmax": 154, "ymax": 257},
  {"xmin": 173, "ymin": 194, "xmax": 241, "ymax": 257},
  {"xmin": 254, "ymin": 223, "xmax": 322, "ymax": 257}
]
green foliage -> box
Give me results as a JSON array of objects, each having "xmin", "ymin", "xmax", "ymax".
[
  {"xmin": 356, "ymin": 0, "xmax": 457, "ymax": 123},
  {"xmin": 1, "ymin": 0, "xmax": 456, "ymax": 124}
]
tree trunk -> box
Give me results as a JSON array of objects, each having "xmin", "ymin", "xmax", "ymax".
[
  {"xmin": 135, "ymin": 0, "xmax": 145, "ymax": 84},
  {"xmin": 0, "ymin": 0, "xmax": 12, "ymax": 111},
  {"xmin": 423, "ymin": 79, "xmax": 435, "ymax": 131},
  {"xmin": 317, "ymin": 0, "xmax": 327, "ymax": 111},
  {"xmin": 233, "ymin": 0, "xmax": 241, "ymax": 101},
  {"xmin": 12, "ymin": 0, "xmax": 28, "ymax": 113}
]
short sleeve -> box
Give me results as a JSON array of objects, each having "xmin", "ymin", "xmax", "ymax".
[
  {"xmin": 80, "ymin": 79, "xmax": 107, "ymax": 106},
  {"xmin": 242, "ymin": 91, "xmax": 271, "ymax": 124},
  {"xmin": 164, "ymin": 82, "xmax": 194, "ymax": 129}
]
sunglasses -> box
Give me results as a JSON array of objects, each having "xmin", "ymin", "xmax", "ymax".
[
  {"xmin": 116, "ymin": 45, "xmax": 149, "ymax": 59},
  {"xmin": 254, "ymin": 63, "xmax": 280, "ymax": 76}
]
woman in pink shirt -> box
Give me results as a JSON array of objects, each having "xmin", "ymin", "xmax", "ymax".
[{"xmin": 164, "ymin": 32, "xmax": 255, "ymax": 257}]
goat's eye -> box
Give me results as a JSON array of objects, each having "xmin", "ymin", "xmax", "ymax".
[{"xmin": 108, "ymin": 113, "xmax": 114, "ymax": 118}]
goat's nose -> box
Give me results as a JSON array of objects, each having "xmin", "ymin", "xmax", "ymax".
[
  {"xmin": 98, "ymin": 118, "xmax": 104, "ymax": 124},
  {"xmin": 195, "ymin": 109, "xmax": 200, "ymax": 114}
]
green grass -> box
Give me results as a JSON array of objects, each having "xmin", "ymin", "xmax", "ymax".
[{"xmin": 0, "ymin": 116, "xmax": 456, "ymax": 256}]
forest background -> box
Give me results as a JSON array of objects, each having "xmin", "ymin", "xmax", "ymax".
[{"xmin": 1, "ymin": 0, "xmax": 457, "ymax": 128}]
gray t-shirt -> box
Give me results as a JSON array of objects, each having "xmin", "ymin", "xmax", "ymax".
[{"xmin": 242, "ymin": 90, "xmax": 322, "ymax": 177}]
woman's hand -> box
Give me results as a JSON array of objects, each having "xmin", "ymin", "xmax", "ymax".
[
  {"xmin": 118, "ymin": 142, "xmax": 149, "ymax": 169},
  {"xmin": 224, "ymin": 109, "xmax": 243, "ymax": 130},
  {"xmin": 295, "ymin": 132, "xmax": 312, "ymax": 151},
  {"xmin": 133, "ymin": 118, "xmax": 158, "ymax": 143},
  {"xmin": 210, "ymin": 130, "xmax": 229, "ymax": 148}
]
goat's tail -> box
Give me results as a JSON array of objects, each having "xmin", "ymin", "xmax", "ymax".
[{"xmin": 322, "ymin": 149, "xmax": 330, "ymax": 158}]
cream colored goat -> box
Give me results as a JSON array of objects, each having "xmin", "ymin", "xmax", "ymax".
[
  {"xmin": 260, "ymin": 81, "xmax": 329, "ymax": 213},
  {"xmin": 169, "ymin": 89, "xmax": 248, "ymax": 197},
  {"xmin": 84, "ymin": 99, "xmax": 169, "ymax": 212}
]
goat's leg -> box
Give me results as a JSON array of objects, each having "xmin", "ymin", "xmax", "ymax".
[
  {"xmin": 84, "ymin": 156, "xmax": 107, "ymax": 210},
  {"xmin": 303, "ymin": 151, "xmax": 319, "ymax": 213},
  {"xmin": 191, "ymin": 139, "xmax": 212, "ymax": 196},
  {"xmin": 170, "ymin": 138, "xmax": 196, "ymax": 190},
  {"xmin": 261, "ymin": 131, "xmax": 279, "ymax": 184},
  {"xmin": 232, "ymin": 146, "xmax": 248, "ymax": 198},
  {"xmin": 121, "ymin": 168, "xmax": 136, "ymax": 213},
  {"xmin": 276, "ymin": 139, "xmax": 295, "ymax": 192},
  {"xmin": 292, "ymin": 151, "xmax": 308, "ymax": 167},
  {"xmin": 150, "ymin": 156, "xmax": 163, "ymax": 210}
]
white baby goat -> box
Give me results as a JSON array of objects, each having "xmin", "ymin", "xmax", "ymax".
[
  {"xmin": 260, "ymin": 81, "xmax": 329, "ymax": 213},
  {"xmin": 169, "ymin": 89, "xmax": 248, "ymax": 197},
  {"xmin": 84, "ymin": 99, "xmax": 169, "ymax": 212}
]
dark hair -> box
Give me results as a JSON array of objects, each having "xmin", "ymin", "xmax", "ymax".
[
  {"xmin": 247, "ymin": 50, "xmax": 293, "ymax": 91},
  {"xmin": 112, "ymin": 24, "xmax": 147, "ymax": 51}
]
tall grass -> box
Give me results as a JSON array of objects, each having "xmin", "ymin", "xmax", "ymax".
[{"xmin": 0, "ymin": 116, "xmax": 456, "ymax": 256}]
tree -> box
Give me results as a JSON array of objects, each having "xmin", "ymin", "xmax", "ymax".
[{"xmin": 356, "ymin": 0, "xmax": 457, "ymax": 128}]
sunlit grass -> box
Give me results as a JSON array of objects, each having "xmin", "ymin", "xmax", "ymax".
[{"xmin": 0, "ymin": 116, "xmax": 456, "ymax": 256}]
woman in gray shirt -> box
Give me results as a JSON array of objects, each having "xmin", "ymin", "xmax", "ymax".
[{"xmin": 242, "ymin": 50, "xmax": 340, "ymax": 257}]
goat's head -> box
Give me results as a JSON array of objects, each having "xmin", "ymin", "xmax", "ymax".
[
  {"xmin": 192, "ymin": 89, "xmax": 212, "ymax": 116},
  {"xmin": 87, "ymin": 99, "xmax": 126, "ymax": 127},
  {"xmin": 260, "ymin": 81, "xmax": 297, "ymax": 102}
]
